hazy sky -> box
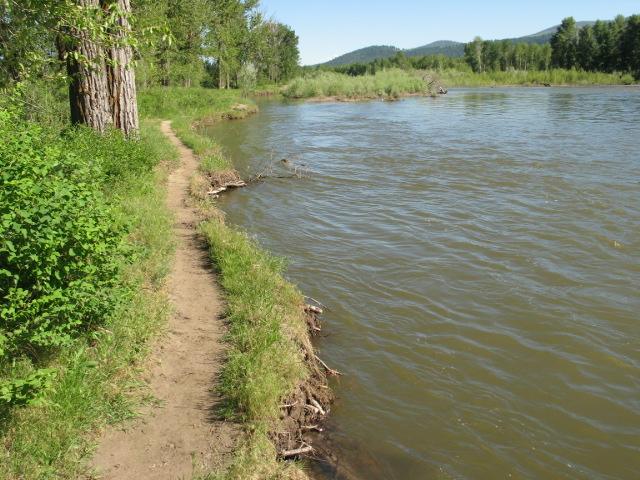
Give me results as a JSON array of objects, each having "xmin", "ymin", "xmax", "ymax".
[{"xmin": 260, "ymin": 0, "xmax": 640, "ymax": 65}]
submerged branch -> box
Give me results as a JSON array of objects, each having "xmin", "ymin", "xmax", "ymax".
[{"xmin": 247, "ymin": 155, "xmax": 309, "ymax": 183}]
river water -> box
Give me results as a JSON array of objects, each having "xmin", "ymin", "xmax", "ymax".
[{"xmin": 205, "ymin": 87, "xmax": 640, "ymax": 480}]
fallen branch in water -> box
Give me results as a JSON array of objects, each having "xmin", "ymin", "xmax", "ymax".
[
  {"xmin": 247, "ymin": 155, "xmax": 309, "ymax": 183},
  {"xmin": 305, "ymin": 304, "xmax": 323, "ymax": 315},
  {"xmin": 207, "ymin": 179, "xmax": 247, "ymax": 196},
  {"xmin": 304, "ymin": 295, "xmax": 331, "ymax": 312},
  {"xmin": 314, "ymin": 354, "xmax": 343, "ymax": 376}
]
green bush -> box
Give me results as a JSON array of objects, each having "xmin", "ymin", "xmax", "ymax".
[{"xmin": 0, "ymin": 109, "xmax": 132, "ymax": 406}]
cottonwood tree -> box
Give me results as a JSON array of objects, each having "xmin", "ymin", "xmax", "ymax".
[
  {"xmin": 57, "ymin": 0, "xmax": 139, "ymax": 136},
  {"xmin": 133, "ymin": 0, "xmax": 208, "ymax": 87},
  {"xmin": 551, "ymin": 17, "xmax": 578, "ymax": 69},
  {"xmin": 2, "ymin": 0, "xmax": 138, "ymax": 137}
]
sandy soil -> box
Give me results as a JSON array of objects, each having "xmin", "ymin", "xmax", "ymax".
[{"xmin": 90, "ymin": 121, "xmax": 239, "ymax": 479}]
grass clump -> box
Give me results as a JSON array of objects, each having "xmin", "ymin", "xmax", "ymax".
[{"xmin": 283, "ymin": 68, "xmax": 434, "ymax": 99}]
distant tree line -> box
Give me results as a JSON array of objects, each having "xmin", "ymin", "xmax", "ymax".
[
  {"xmin": 306, "ymin": 13, "xmax": 639, "ymax": 81},
  {"xmin": 464, "ymin": 14, "xmax": 640, "ymax": 77},
  {"xmin": 550, "ymin": 15, "xmax": 640, "ymax": 75},
  {"xmin": 463, "ymin": 38, "xmax": 552, "ymax": 72},
  {"xmin": 307, "ymin": 52, "xmax": 467, "ymax": 77}
]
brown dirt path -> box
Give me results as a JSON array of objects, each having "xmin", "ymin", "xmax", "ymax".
[{"xmin": 90, "ymin": 121, "xmax": 239, "ymax": 479}]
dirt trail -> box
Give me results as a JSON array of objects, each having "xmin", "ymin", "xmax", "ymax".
[{"xmin": 90, "ymin": 121, "xmax": 239, "ymax": 479}]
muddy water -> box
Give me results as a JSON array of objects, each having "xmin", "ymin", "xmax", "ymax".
[{"xmin": 205, "ymin": 87, "xmax": 640, "ymax": 480}]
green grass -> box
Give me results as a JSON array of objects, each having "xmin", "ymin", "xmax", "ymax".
[
  {"xmin": 197, "ymin": 223, "xmax": 310, "ymax": 479},
  {"xmin": 283, "ymin": 68, "xmax": 433, "ymax": 99}
]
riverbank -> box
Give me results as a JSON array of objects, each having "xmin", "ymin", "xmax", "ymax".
[
  {"xmin": 0, "ymin": 87, "xmax": 334, "ymax": 479},
  {"xmin": 136, "ymin": 87, "xmax": 335, "ymax": 478}
]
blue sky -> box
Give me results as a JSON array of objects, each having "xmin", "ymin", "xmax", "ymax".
[{"xmin": 260, "ymin": 0, "xmax": 640, "ymax": 65}]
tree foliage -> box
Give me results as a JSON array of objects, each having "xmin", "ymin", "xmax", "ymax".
[
  {"xmin": 551, "ymin": 14, "xmax": 640, "ymax": 76},
  {"xmin": 131, "ymin": 0, "xmax": 300, "ymax": 88}
]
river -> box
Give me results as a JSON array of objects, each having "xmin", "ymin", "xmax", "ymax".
[{"xmin": 205, "ymin": 87, "xmax": 640, "ymax": 480}]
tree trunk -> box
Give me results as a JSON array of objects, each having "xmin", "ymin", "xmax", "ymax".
[
  {"xmin": 56, "ymin": 0, "xmax": 139, "ymax": 137},
  {"xmin": 102, "ymin": 0, "xmax": 139, "ymax": 138},
  {"xmin": 58, "ymin": 0, "xmax": 111, "ymax": 133}
]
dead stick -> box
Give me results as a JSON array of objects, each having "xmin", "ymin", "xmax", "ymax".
[
  {"xmin": 304, "ymin": 295, "xmax": 331, "ymax": 312},
  {"xmin": 96, "ymin": 326, "xmax": 114, "ymax": 335},
  {"xmin": 310, "ymin": 398, "xmax": 326, "ymax": 415},
  {"xmin": 305, "ymin": 404, "xmax": 321, "ymax": 415},
  {"xmin": 314, "ymin": 355, "xmax": 343, "ymax": 376}
]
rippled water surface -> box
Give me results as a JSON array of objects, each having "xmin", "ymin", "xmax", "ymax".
[{"xmin": 206, "ymin": 87, "xmax": 640, "ymax": 480}]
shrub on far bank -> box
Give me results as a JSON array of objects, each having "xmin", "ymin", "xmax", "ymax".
[{"xmin": 283, "ymin": 69, "xmax": 433, "ymax": 99}]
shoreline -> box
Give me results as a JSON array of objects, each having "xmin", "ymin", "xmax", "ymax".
[{"xmin": 173, "ymin": 102, "xmax": 337, "ymax": 477}]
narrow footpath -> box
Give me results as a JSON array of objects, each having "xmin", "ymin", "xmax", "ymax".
[{"xmin": 90, "ymin": 121, "xmax": 239, "ymax": 479}]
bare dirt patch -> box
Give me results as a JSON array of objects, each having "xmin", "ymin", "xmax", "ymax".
[{"xmin": 89, "ymin": 121, "xmax": 240, "ymax": 479}]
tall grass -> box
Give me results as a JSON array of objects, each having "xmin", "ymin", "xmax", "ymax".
[
  {"xmin": 198, "ymin": 222, "xmax": 309, "ymax": 479},
  {"xmin": 283, "ymin": 69, "xmax": 432, "ymax": 99},
  {"xmin": 435, "ymin": 68, "xmax": 635, "ymax": 87}
]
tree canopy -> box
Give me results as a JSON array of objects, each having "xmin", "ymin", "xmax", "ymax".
[{"xmin": 1, "ymin": 0, "xmax": 301, "ymax": 134}]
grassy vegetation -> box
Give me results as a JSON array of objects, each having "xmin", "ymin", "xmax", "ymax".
[
  {"xmin": 283, "ymin": 68, "xmax": 434, "ymax": 99},
  {"xmin": 435, "ymin": 68, "xmax": 636, "ymax": 87},
  {"xmin": 198, "ymin": 222, "xmax": 310, "ymax": 479},
  {"xmin": 0, "ymin": 98, "xmax": 178, "ymax": 478}
]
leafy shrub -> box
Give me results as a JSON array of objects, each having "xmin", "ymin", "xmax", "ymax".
[{"xmin": 0, "ymin": 108, "xmax": 132, "ymax": 405}]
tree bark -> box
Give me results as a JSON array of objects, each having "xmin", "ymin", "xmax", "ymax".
[
  {"xmin": 58, "ymin": 0, "xmax": 111, "ymax": 134},
  {"xmin": 102, "ymin": 0, "xmax": 139, "ymax": 138},
  {"xmin": 56, "ymin": 0, "xmax": 139, "ymax": 137}
]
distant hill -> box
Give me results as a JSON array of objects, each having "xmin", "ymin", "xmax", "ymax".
[
  {"xmin": 319, "ymin": 21, "xmax": 599, "ymax": 66},
  {"xmin": 323, "ymin": 45, "xmax": 400, "ymax": 67},
  {"xmin": 405, "ymin": 40, "xmax": 465, "ymax": 58}
]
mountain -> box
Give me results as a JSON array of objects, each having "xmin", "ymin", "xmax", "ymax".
[
  {"xmin": 404, "ymin": 40, "xmax": 465, "ymax": 58},
  {"xmin": 319, "ymin": 21, "xmax": 599, "ymax": 66},
  {"xmin": 323, "ymin": 45, "xmax": 400, "ymax": 67}
]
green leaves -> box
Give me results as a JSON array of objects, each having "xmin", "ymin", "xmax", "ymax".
[
  {"xmin": 0, "ymin": 107, "xmax": 138, "ymax": 407},
  {"xmin": 0, "ymin": 369, "xmax": 57, "ymax": 407}
]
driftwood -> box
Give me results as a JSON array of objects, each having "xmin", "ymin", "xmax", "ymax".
[
  {"xmin": 301, "ymin": 425, "xmax": 323, "ymax": 432},
  {"xmin": 309, "ymin": 398, "xmax": 326, "ymax": 415},
  {"xmin": 280, "ymin": 445, "xmax": 313, "ymax": 457},
  {"xmin": 207, "ymin": 179, "xmax": 247, "ymax": 196},
  {"xmin": 305, "ymin": 304, "xmax": 323, "ymax": 315},
  {"xmin": 304, "ymin": 295, "xmax": 331, "ymax": 312}
]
